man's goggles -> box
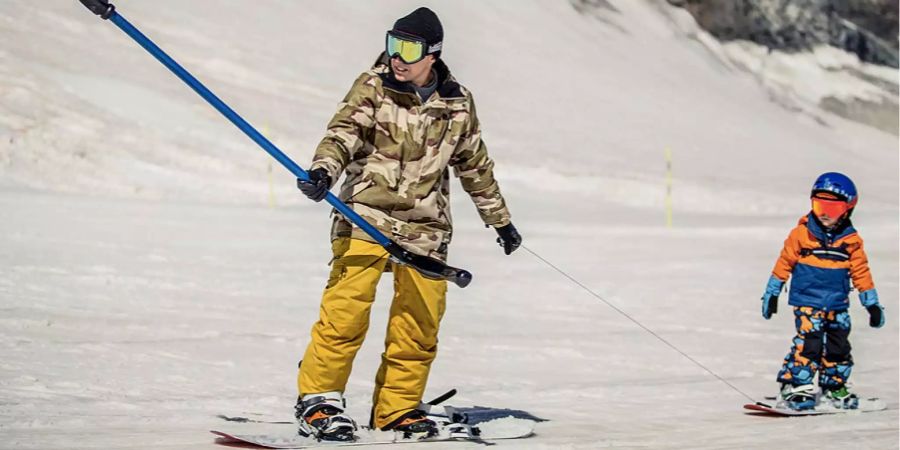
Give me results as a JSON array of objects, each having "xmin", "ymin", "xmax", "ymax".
[
  {"xmin": 811, "ymin": 193, "xmax": 851, "ymax": 219},
  {"xmin": 386, "ymin": 31, "xmax": 438, "ymax": 64}
]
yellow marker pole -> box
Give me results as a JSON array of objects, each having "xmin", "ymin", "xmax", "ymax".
[
  {"xmin": 262, "ymin": 125, "xmax": 276, "ymax": 208},
  {"xmin": 665, "ymin": 148, "xmax": 673, "ymax": 228},
  {"xmin": 268, "ymin": 160, "xmax": 275, "ymax": 208}
]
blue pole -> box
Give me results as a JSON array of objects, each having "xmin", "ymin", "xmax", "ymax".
[
  {"xmin": 108, "ymin": 12, "xmax": 391, "ymax": 247},
  {"xmin": 77, "ymin": 1, "xmax": 471, "ymax": 287}
]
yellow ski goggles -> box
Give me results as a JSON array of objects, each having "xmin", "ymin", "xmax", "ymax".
[{"xmin": 386, "ymin": 30, "xmax": 439, "ymax": 64}]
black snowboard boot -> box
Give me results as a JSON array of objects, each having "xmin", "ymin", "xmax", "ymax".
[
  {"xmin": 295, "ymin": 392, "xmax": 357, "ymax": 442},
  {"xmin": 384, "ymin": 409, "xmax": 439, "ymax": 439}
]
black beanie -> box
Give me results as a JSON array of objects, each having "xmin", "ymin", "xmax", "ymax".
[{"xmin": 392, "ymin": 7, "xmax": 443, "ymax": 58}]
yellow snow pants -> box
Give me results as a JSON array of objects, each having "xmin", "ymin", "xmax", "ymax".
[{"xmin": 297, "ymin": 238, "xmax": 447, "ymax": 429}]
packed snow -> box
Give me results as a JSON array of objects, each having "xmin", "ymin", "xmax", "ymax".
[{"xmin": 1, "ymin": 1, "xmax": 897, "ymax": 449}]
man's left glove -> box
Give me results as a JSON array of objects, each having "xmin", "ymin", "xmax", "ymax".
[
  {"xmin": 297, "ymin": 168, "xmax": 331, "ymax": 202},
  {"xmin": 860, "ymin": 289, "xmax": 885, "ymax": 329},
  {"xmin": 495, "ymin": 223, "xmax": 522, "ymax": 255}
]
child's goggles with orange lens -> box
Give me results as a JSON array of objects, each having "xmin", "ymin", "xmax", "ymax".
[
  {"xmin": 386, "ymin": 31, "xmax": 439, "ymax": 64},
  {"xmin": 811, "ymin": 194, "xmax": 850, "ymax": 219}
]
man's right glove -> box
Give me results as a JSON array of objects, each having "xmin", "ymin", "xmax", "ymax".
[
  {"xmin": 860, "ymin": 289, "xmax": 885, "ymax": 328},
  {"xmin": 296, "ymin": 168, "xmax": 331, "ymax": 202},
  {"xmin": 761, "ymin": 275, "xmax": 784, "ymax": 320},
  {"xmin": 494, "ymin": 223, "xmax": 522, "ymax": 255}
]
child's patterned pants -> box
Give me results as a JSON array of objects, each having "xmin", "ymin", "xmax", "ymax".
[{"xmin": 777, "ymin": 306, "xmax": 853, "ymax": 389}]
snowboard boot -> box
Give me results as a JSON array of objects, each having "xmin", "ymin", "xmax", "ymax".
[
  {"xmin": 822, "ymin": 385, "xmax": 859, "ymax": 410},
  {"xmin": 384, "ymin": 409, "xmax": 439, "ymax": 440},
  {"xmin": 295, "ymin": 392, "xmax": 357, "ymax": 442},
  {"xmin": 779, "ymin": 383, "xmax": 818, "ymax": 411}
]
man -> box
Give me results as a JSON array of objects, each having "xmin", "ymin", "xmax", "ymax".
[{"xmin": 295, "ymin": 7, "xmax": 522, "ymax": 441}]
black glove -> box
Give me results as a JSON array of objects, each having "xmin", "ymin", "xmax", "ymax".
[
  {"xmin": 760, "ymin": 276, "xmax": 783, "ymax": 320},
  {"xmin": 495, "ymin": 223, "xmax": 522, "ymax": 255},
  {"xmin": 762, "ymin": 295, "xmax": 778, "ymax": 319},
  {"xmin": 867, "ymin": 304, "xmax": 884, "ymax": 328},
  {"xmin": 296, "ymin": 168, "xmax": 331, "ymax": 202}
]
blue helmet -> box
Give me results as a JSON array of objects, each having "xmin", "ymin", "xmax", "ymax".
[{"xmin": 811, "ymin": 172, "xmax": 858, "ymax": 207}]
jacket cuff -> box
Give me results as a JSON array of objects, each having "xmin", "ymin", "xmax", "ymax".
[{"xmin": 488, "ymin": 217, "xmax": 511, "ymax": 228}]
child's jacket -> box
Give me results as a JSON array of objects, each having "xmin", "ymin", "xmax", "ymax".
[{"xmin": 772, "ymin": 213, "xmax": 874, "ymax": 311}]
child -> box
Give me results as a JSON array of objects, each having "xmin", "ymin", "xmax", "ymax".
[{"xmin": 760, "ymin": 172, "xmax": 885, "ymax": 411}]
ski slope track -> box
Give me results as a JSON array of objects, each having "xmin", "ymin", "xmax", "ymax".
[{"xmin": 0, "ymin": 1, "xmax": 897, "ymax": 449}]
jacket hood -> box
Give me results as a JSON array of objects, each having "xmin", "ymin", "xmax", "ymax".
[
  {"xmin": 801, "ymin": 213, "xmax": 856, "ymax": 242},
  {"xmin": 371, "ymin": 52, "xmax": 464, "ymax": 99}
]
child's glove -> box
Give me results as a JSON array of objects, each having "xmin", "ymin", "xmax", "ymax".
[
  {"xmin": 761, "ymin": 275, "xmax": 784, "ymax": 320},
  {"xmin": 860, "ymin": 289, "xmax": 885, "ymax": 328}
]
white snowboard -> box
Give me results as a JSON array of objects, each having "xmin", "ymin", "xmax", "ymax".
[{"xmin": 211, "ymin": 416, "xmax": 536, "ymax": 448}]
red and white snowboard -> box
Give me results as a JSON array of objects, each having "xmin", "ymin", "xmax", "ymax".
[{"xmin": 744, "ymin": 397, "xmax": 886, "ymax": 416}]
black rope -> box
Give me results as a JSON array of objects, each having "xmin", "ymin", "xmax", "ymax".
[{"xmin": 522, "ymin": 245, "xmax": 756, "ymax": 403}]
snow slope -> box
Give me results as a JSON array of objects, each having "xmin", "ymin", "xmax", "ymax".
[{"xmin": 1, "ymin": 1, "xmax": 897, "ymax": 449}]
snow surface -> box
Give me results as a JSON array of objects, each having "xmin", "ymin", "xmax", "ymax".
[{"xmin": 1, "ymin": 1, "xmax": 897, "ymax": 449}]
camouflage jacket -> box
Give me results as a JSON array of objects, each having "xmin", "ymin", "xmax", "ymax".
[{"xmin": 310, "ymin": 54, "xmax": 511, "ymax": 260}]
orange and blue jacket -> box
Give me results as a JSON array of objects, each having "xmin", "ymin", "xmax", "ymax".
[{"xmin": 772, "ymin": 213, "xmax": 874, "ymax": 311}]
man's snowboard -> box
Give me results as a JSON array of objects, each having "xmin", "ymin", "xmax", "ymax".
[
  {"xmin": 211, "ymin": 418, "xmax": 534, "ymax": 449},
  {"xmin": 212, "ymin": 391, "xmax": 543, "ymax": 448},
  {"xmin": 744, "ymin": 397, "xmax": 886, "ymax": 416}
]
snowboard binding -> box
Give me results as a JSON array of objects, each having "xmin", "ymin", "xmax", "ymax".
[{"xmin": 295, "ymin": 392, "xmax": 358, "ymax": 442}]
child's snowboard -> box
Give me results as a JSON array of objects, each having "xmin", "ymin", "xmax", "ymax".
[{"xmin": 744, "ymin": 397, "xmax": 886, "ymax": 416}]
